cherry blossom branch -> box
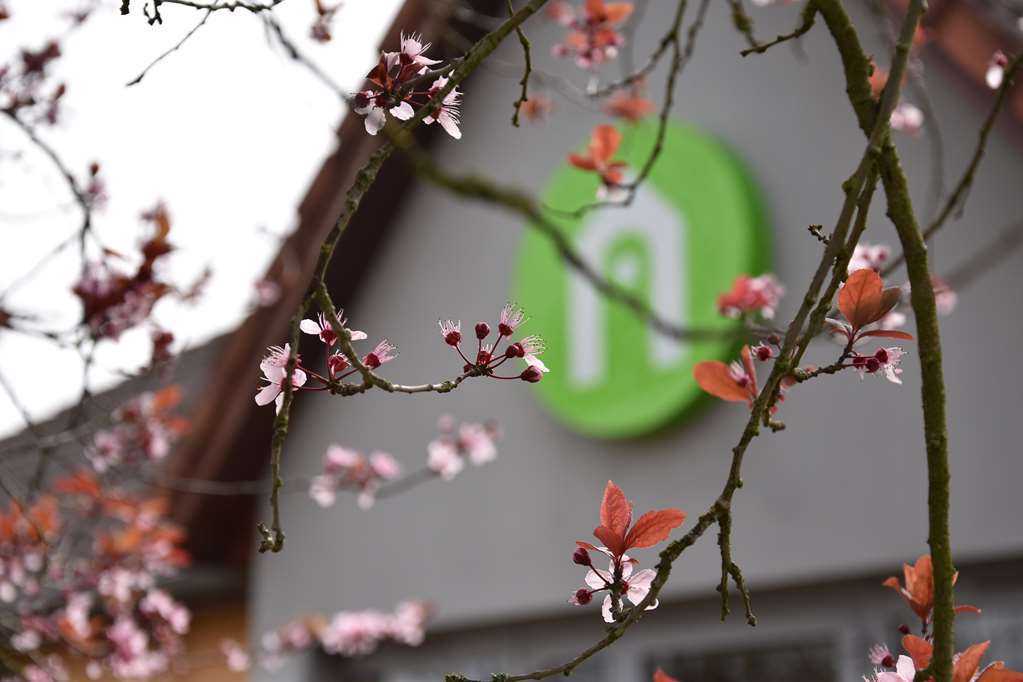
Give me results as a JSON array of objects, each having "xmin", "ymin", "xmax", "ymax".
[
  {"xmin": 507, "ymin": 0, "xmax": 534, "ymax": 126},
  {"xmin": 811, "ymin": 1, "xmax": 958, "ymax": 678},
  {"xmin": 260, "ymin": 0, "xmax": 557, "ymax": 552}
]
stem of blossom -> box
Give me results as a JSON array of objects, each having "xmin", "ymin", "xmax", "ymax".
[
  {"xmin": 814, "ymin": 2, "xmax": 957, "ymax": 679},
  {"xmin": 507, "ymin": 0, "xmax": 533, "ymax": 127}
]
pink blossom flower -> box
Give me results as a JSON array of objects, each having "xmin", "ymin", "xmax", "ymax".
[
  {"xmin": 221, "ymin": 639, "xmax": 250, "ymax": 672},
  {"xmin": 551, "ymin": 0, "xmax": 631, "ymax": 69},
  {"xmin": 394, "ymin": 32, "xmax": 441, "ymax": 67},
  {"xmin": 579, "ymin": 558, "xmax": 658, "ymax": 623},
  {"xmin": 866, "ymin": 655, "xmax": 917, "ymax": 682},
  {"xmin": 423, "ymin": 77, "xmax": 463, "ymax": 139},
  {"xmin": 353, "ymin": 85, "xmax": 415, "ymax": 136},
  {"xmin": 717, "ymin": 274, "xmax": 785, "ymax": 319},
  {"xmin": 849, "ymin": 242, "xmax": 891, "ymax": 273},
  {"xmin": 986, "ymin": 50, "xmax": 1009, "ymax": 90},
  {"xmin": 255, "ymin": 344, "xmax": 307, "ymax": 412},
  {"xmin": 869, "ymin": 643, "xmax": 895, "ymax": 667},
  {"xmin": 139, "ymin": 589, "xmax": 190, "ymax": 635},
  {"xmin": 852, "ymin": 346, "xmax": 905, "ymax": 384},
  {"xmin": 439, "ymin": 319, "xmax": 462, "ymax": 346},
  {"xmin": 363, "ymin": 339, "xmax": 398, "ymax": 369},
  {"xmin": 890, "ymin": 102, "xmax": 924, "ymax": 135},
  {"xmin": 932, "ymin": 275, "xmax": 957, "ymax": 316},
  {"xmin": 428, "ymin": 439, "xmax": 464, "ymax": 480},
  {"xmin": 319, "ymin": 611, "xmax": 391, "ymax": 656},
  {"xmin": 427, "ymin": 417, "xmax": 500, "ymax": 479},
  {"xmin": 300, "ymin": 311, "xmax": 367, "ymax": 347},
  {"xmin": 310, "ymin": 446, "xmax": 401, "ymax": 509},
  {"xmin": 498, "ymin": 303, "xmax": 528, "ymax": 336},
  {"xmin": 253, "ymin": 278, "xmax": 282, "ymax": 307}
]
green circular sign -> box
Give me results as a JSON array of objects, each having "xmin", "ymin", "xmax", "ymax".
[{"xmin": 513, "ymin": 120, "xmax": 770, "ymax": 438}]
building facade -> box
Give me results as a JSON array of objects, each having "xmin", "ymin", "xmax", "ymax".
[{"xmin": 249, "ymin": 1, "xmax": 1023, "ymax": 679}]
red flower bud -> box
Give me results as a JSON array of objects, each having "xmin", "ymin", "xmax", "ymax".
[
  {"xmin": 445, "ymin": 330, "xmax": 462, "ymax": 346},
  {"xmin": 505, "ymin": 342, "xmax": 525, "ymax": 359},
  {"xmin": 573, "ymin": 547, "xmax": 591, "ymax": 566},
  {"xmin": 574, "ymin": 588, "xmax": 592, "ymax": 605},
  {"xmin": 475, "ymin": 322, "xmax": 490, "ymax": 339},
  {"xmin": 520, "ymin": 366, "xmax": 543, "ymax": 383},
  {"xmin": 897, "ymin": 624, "xmax": 911, "ymax": 635}
]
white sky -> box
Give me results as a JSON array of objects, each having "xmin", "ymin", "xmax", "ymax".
[{"xmin": 0, "ymin": 0, "xmax": 404, "ymax": 436}]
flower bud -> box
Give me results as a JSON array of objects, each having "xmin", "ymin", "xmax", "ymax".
[
  {"xmin": 505, "ymin": 342, "xmax": 525, "ymax": 359},
  {"xmin": 572, "ymin": 547, "xmax": 591, "ymax": 566},
  {"xmin": 475, "ymin": 322, "xmax": 490, "ymax": 340},
  {"xmin": 520, "ymin": 366, "xmax": 543, "ymax": 383},
  {"xmin": 445, "ymin": 330, "xmax": 462, "ymax": 346},
  {"xmin": 574, "ymin": 588, "xmax": 592, "ymax": 605},
  {"xmin": 897, "ymin": 624, "xmax": 911, "ymax": 635}
]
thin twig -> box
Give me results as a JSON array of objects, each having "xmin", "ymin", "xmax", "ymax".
[
  {"xmin": 507, "ymin": 0, "xmax": 533, "ymax": 127},
  {"xmin": 126, "ymin": 8, "xmax": 213, "ymax": 86}
]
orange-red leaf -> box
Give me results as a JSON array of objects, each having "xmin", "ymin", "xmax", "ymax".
[
  {"xmin": 568, "ymin": 153, "xmax": 598, "ymax": 171},
  {"xmin": 980, "ymin": 665, "xmax": 1023, "ymax": 682},
  {"xmin": 954, "ymin": 642, "xmax": 991, "ymax": 682},
  {"xmin": 624, "ymin": 508, "xmax": 686, "ymax": 549},
  {"xmin": 694, "ymin": 361, "xmax": 749, "ymax": 402},
  {"xmin": 603, "ymin": 2, "xmax": 633, "ymax": 24},
  {"xmin": 653, "ymin": 670, "xmax": 679, "ymax": 682},
  {"xmin": 590, "ymin": 125, "xmax": 621, "ymax": 164},
  {"xmin": 593, "ymin": 525, "xmax": 624, "ymax": 557},
  {"xmin": 859, "ymin": 329, "xmax": 915, "ymax": 340},
  {"xmin": 600, "ymin": 480, "xmax": 632, "ymax": 536},
  {"xmin": 840, "ymin": 269, "xmax": 884, "ymax": 330},
  {"xmin": 903, "ymin": 634, "xmax": 932, "ymax": 670}
]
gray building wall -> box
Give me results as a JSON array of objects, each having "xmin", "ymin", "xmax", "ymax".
[{"xmin": 251, "ymin": 0, "xmax": 1023, "ymax": 678}]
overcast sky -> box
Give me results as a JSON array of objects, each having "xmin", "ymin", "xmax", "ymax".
[{"xmin": 0, "ymin": 0, "xmax": 404, "ymax": 435}]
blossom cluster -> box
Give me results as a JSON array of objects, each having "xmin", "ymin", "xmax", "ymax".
[
  {"xmin": 438, "ymin": 303, "xmax": 549, "ymax": 383},
  {"xmin": 307, "ymin": 416, "xmax": 500, "ymax": 509},
  {"xmin": 86, "ymin": 386, "xmax": 188, "ymax": 472},
  {"xmin": 548, "ymin": 0, "xmax": 633, "ymax": 70},
  {"xmin": 2, "ymin": 472, "xmax": 192, "ymax": 681},
  {"xmin": 72, "ymin": 204, "xmax": 202, "ymax": 347},
  {"xmin": 717, "ymin": 273, "xmax": 785, "ymax": 320},
  {"xmin": 427, "ymin": 415, "xmax": 500, "ymax": 480},
  {"xmin": 353, "ymin": 33, "xmax": 462, "ymax": 138},
  {"xmin": 569, "ymin": 481, "xmax": 685, "ymax": 623},
  {"xmin": 255, "ymin": 308, "xmax": 394, "ymax": 413},
  {"xmin": 861, "ymin": 555, "xmax": 1018, "ymax": 682},
  {"xmin": 309, "ymin": 446, "xmax": 401, "ymax": 509},
  {"xmin": 221, "ymin": 601, "xmax": 431, "ymax": 673}
]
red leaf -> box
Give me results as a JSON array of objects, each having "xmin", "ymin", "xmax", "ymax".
[
  {"xmin": 954, "ymin": 642, "xmax": 990, "ymax": 682},
  {"xmin": 600, "ymin": 480, "xmax": 632, "ymax": 537},
  {"xmin": 694, "ymin": 361, "xmax": 749, "ymax": 402},
  {"xmin": 568, "ymin": 153, "xmax": 598, "ymax": 171},
  {"xmin": 653, "ymin": 670, "xmax": 679, "ymax": 682},
  {"xmin": 859, "ymin": 329, "xmax": 915, "ymax": 340},
  {"xmin": 624, "ymin": 508, "xmax": 686, "ymax": 550},
  {"xmin": 980, "ymin": 665, "xmax": 1023, "ymax": 682},
  {"xmin": 839, "ymin": 269, "xmax": 883, "ymax": 330},
  {"xmin": 590, "ymin": 125, "xmax": 621, "ymax": 164},
  {"xmin": 593, "ymin": 525, "xmax": 624, "ymax": 557},
  {"xmin": 902, "ymin": 634, "xmax": 932, "ymax": 670}
]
